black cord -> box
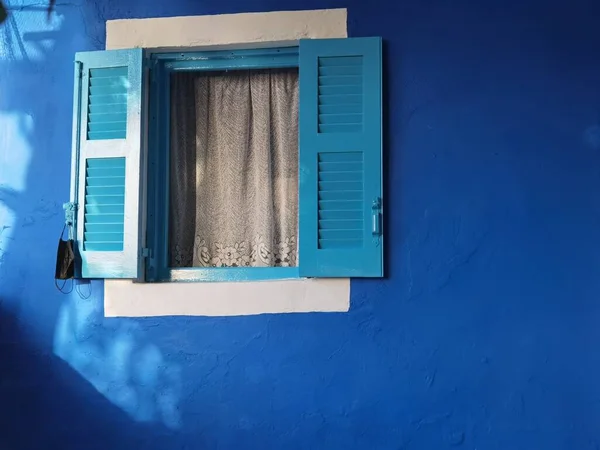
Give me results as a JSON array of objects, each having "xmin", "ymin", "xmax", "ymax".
[
  {"xmin": 55, "ymin": 278, "xmax": 73, "ymax": 294},
  {"xmin": 54, "ymin": 220, "xmax": 92, "ymax": 299},
  {"xmin": 75, "ymin": 281, "xmax": 92, "ymax": 299}
]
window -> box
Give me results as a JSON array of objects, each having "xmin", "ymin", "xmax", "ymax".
[
  {"xmin": 69, "ymin": 38, "xmax": 383, "ymax": 282},
  {"xmin": 148, "ymin": 49, "xmax": 301, "ymax": 282}
]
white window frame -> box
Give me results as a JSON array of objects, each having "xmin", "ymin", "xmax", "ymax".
[{"xmin": 104, "ymin": 9, "xmax": 350, "ymax": 317}]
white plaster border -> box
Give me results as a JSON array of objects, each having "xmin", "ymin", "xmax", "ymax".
[
  {"xmin": 104, "ymin": 9, "xmax": 350, "ymax": 317},
  {"xmin": 107, "ymin": 9, "xmax": 347, "ymax": 50}
]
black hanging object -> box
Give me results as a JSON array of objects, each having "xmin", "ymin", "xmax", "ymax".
[
  {"xmin": 55, "ymin": 202, "xmax": 78, "ymax": 285},
  {"xmin": 47, "ymin": 0, "xmax": 56, "ymax": 19},
  {"xmin": 0, "ymin": 2, "xmax": 7, "ymax": 24},
  {"xmin": 55, "ymin": 224, "xmax": 75, "ymax": 280}
]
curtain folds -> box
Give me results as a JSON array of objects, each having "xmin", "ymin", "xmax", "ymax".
[{"xmin": 169, "ymin": 69, "xmax": 299, "ymax": 268}]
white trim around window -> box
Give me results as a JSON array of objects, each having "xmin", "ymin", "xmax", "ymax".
[{"xmin": 104, "ymin": 8, "xmax": 350, "ymax": 317}]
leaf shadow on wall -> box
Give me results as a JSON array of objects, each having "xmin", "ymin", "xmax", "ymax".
[
  {"xmin": 0, "ymin": 3, "xmax": 187, "ymax": 447},
  {"xmin": 0, "ymin": 304, "xmax": 192, "ymax": 450}
]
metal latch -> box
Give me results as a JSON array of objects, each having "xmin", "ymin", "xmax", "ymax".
[{"xmin": 371, "ymin": 197, "xmax": 382, "ymax": 236}]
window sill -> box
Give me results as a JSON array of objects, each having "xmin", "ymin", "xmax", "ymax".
[
  {"xmin": 157, "ymin": 267, "xmax": 300, "ymax": 282},
  {"xmin": 105, "ymin": 277, "xmax": 350, "ymax": 317}
]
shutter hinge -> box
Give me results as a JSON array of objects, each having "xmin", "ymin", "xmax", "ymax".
[
  {"xmin": 63, "ymin": 202, "xmax": 77, "ymax": 241},
  {"xmin": 63, "ymin": 202, "xmax": 77, "ymax": 226},
  {"xmin": 142, "ymin": 248, "xmax": 152, "ymax": 258}
]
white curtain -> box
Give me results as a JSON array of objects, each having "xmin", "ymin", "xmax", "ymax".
[{"xmin": 169, "ymin": 69, "xmax": 299, "ymax": 268}]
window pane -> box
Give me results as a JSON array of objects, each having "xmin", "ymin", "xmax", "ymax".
[{"xmin": 169, "ymin": 69, "xmax": 299, "ymax": 268}]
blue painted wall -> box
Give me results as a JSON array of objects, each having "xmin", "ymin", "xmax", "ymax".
[{"xmin": 1, "ymin": 0, "xmax": 600, "ymax": 448}]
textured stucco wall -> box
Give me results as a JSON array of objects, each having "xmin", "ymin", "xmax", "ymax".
[{"xmin": 1, "ymin": 0, "xmax": 600, "ymax": 449}]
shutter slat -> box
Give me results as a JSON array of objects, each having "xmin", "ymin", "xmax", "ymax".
[
  {"xmin": 318, "ymin": 152, "xmax": 362, "ymax": 162},
  {"xmin": 318, "ymin": 56, "xmax": 363, "ymax": 66},
  {"xmin": 299, "ymin": 37, "xmax": 382, "ymax": 277},
  {"xmin": 318, "ymin": 239, "xmax": 363, "ymax": 249},
  {"xmin": 318, "ymin": 162, "xmax": 362, "ymax": 171},
  {"xmin": 90, "ymin": 67, "xmax": 127, "ymax": 78},
  {"xmin": 88, "ymin": 112, "xmax": 127, "ymax": 123},
  {"xmin": 85, "ymin": 223, "xmax": 124, "ymax": 233},
  {"xmin": 88, "ymin": 103, "xmax": 127, "ymax": 114},
  {"xmin": 86, "ymin": 166, "xmax": 126, "ymax": 177},
  {"xmin": 319, "ymin": 181, "xmax": 363, "ymax": 191},
  {"xmin": 319, "ymin": 104, "xmax": 362, "ymax": 115},
  {"xmin": 84, "ymin": 214, "xmax": 124, "ymax": 224},
  {"xmin": 318, "ymin": 200, "xmax": 362, "ymax": 210},
  {"xmin": 90, "ymin": 67, "xmax": 128, "ymax": 78},
  {"xmin": 86, "ymin": 186, "xmax": 125, "ymax": 195},
  {"xmin": 90, "ymin": 76, "xmax": 128, "ymax": 87},
  {"xmin": 318, "ymin": 219, "xmax": 363, "ymax": 229},
  {"xmin": 318, "ymin": 75, "xmax": 362, "ymax": 86},
  {"xmin": 319, "ymin": 65, "xmax": 362, "ymax": 76},
  {"xmin": 85, "ymin": 176, "xmax": 126, "ymax": 187},
  {"xmin": 88, "ymin": 130, "xmax": 127, "ymax": 140},
  {"xmin": 85, "ymin": 194, "xmax": 125, "ymax": 204},
  {"xmin": 319, "ymin": 124, "xmax": 362, "ymax": 133},
  {"xmin": 86, "ymin": 157, "xmax": 126, "ymax": 168},
  {"xmin": 89, "ymin": 84, "xmax": 127, "ymax": 96},
  {"xmin": 318, "ymin": 191, "xmax": 362, "ymax": 201},
  {"xmin": 318, "ymin": 210, "xmax": 363, "ymax": 220},
  {"xmin": 318, "ymin": 171, "xmax": 362, "ymax": 182},
  {"xmin": 319, "ymin": 114, "xmax": 362, "ymax": 125},
  {"xmin": 319, "ymin": 229, "xmax": 363, "ymax": 239},
  {"xmin": 85, "ymin": 204, "xmax": 125, "ymax": 214},
  {"xmin": 88, "ymin": 94, "xmax": 127, "ymax": 104},
  {"xmin": 318, "ymin": 94, "xmax": 362, "ymax": 106},
  {"xmin": 319, "ymin": 85, "xmax": 362, "ymax": 96},
  {"xmin": 88, "ymin": 121, "xmax": 128, "ymax": 133}
]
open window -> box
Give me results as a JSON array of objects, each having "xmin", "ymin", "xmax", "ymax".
[{"xmin": 69, "ymin": 38, "xmax": 383, "ymax": 282}]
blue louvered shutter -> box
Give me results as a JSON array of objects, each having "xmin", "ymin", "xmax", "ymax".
[
  {"xmin": 299, "ymin": 37, "xmax": 383, "ymax": 277},
  {"xmin": 70, "ymin": 49, "xmax": 145, "ymax": 278}
]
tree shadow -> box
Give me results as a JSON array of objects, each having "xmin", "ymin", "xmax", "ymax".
[
  {"xmin": 0, "ymin": 3, "xmax": 187, "ymax": 448},
  {"xmin": 0, "ymin": 304, "xmax": 187, "ymax": 450}
]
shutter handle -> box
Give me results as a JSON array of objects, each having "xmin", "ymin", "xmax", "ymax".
[{"xmin": 372, "ymin": 197, "xmax": 381, "ymax": 236}]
